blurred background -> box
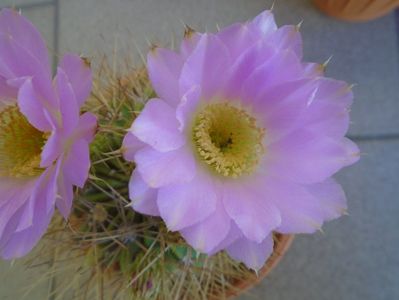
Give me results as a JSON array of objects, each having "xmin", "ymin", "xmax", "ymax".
[{"xmin": 0, "ymin": 0, "xmax": 398, "ymax": 299}]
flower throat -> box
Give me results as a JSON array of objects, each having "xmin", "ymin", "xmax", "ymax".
[
  {"xmin": 192, "ymin": 102, "xmax": 265, "ymax": 178},
  {"xmin": 0, "ymin": 105, "xmax": 46, "ymax": 178}
]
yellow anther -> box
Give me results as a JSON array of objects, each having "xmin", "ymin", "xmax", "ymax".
[
  {"xmin": 0, "ymin": 105, "xmax": 46, "ymax": 178},
  {"xmin": 192, "ymin": 102, "xmax": 265, "ymax": 178}
]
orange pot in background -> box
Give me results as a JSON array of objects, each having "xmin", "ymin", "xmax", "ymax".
[{"xmin": 313, "ymin": 0, "xmax": 399, "ymax": 22}]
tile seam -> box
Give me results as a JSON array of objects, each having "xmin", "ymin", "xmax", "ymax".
[{"xmin": 0, "ymin": 0, "xmax": 53, "ymax": 10}]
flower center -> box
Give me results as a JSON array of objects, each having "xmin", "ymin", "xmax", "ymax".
[
  {"xmin": 0, "ymin": 105, "xmax": 46, "ymax": 178},
  {"xmin": 192, "ymin": 102, "xmax": 265, "ymax": 178}
]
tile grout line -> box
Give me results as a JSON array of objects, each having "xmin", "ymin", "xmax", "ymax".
[
  {"xmin": 0, "ymin": 0, "xmax": 53, "ymax": 10},
  {"xmin": 47, "ymin": 0, "xmax": 60, "ymax": 284},
  {"xmin": 395, "ymin": 8, "xmax": 399, "ymax": 76},
  {"xmin": 348, "ymin": 133, "xmax": 399, "ymax": 142},
  {"xmin": 52, "ymin": 0, "xmax": 59, "ymax": 71},
  {"xmin": 396, "ymin": 8, "xmax": 399, "ymax": 47},
  {"xmin": 47, "ymin": 2, "xmax": 58, "ymax": 300}
]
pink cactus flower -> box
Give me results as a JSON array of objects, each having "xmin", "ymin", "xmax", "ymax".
[
  {"xmin": 0, "ymin": 9, "xmax": 96, "ymax": 259},
  {"xmin": 123, "ymin": 10, "xmax": 359, "ymax": 270}
]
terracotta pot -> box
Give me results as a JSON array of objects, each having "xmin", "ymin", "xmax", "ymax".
[
  {"xmin": 225, "ymin": 234, "xmax": 294, "ymax": 299},
  {"xmin": 313, "ymin": 0, "xmax": 399, "ymax": 22}
]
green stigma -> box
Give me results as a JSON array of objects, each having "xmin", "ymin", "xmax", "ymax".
[
  {"xmin": 0, "ymin": 105, "xmax": 46, "ymax": 178},
  {"xmin": 192, "ymin": 102, "xmax": 265, "ymax": 178}
]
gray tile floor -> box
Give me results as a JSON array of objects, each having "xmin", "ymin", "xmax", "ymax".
[{"xmin": 0, "ymin": 0, "xmax": 398, "ymax": 299}]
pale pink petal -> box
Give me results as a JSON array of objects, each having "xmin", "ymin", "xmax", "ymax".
[
  {"xmin": 241, "ymin": 49, "xmax": 303, "ymax": 101},
  {"xmin": 0, "ymin": 75, "xmax": 16, "ymax": 100},
  {"xmin": 305, "ymin": 178, "xmax": 348, "ymax": 221},
  {"xmin": 135, "ymin": 145, "xmax": 196, "ymax": 188},
  {"xmin": 59, "ymin": 54, "xmax": 92, "ymax": 107},
  {"xmin": 5, "ymin": 76, "xmax": 28, "ymax": 89},
  {"xmin": 217, "ymin": 23, "xmax": 259, "ymax": 60},
  {"xmin": 315, "ymin": 77, "xmax": 352, "ymax": 106},
  {"xmin": 303, "ymin": 101, "xmax": 350, "ymax": 139},
  {"xmin": 55, "ymin": 172, "xmax": 74, "ymax": 219},
  {"xmin": 259, "ymin": 177, "xmax": 344, "ymax": 233},
  {"xmin": 0, "ymin": 178, "xmax": 34, "ymax": 236},
  {"xmin": 223, "ymin": 40, "xmax": 275, "ymax": 99},
  {"xmin": 122, "ymin": 131, "xmax": 146, "ymax": 161},
  {"xmin": 129, "ymin": 170, "xmax": 159, "ymax": 216},
  {"xmin": 0, "ymin": 178, "xmax": 32, "ymax": 210},
  {"xmin": 252, "ymin": 79, "xmax": 318, "ymax": 142},
  {"xmin": 175, "ymin": 85, "xmax": 201, "ymax": 130},
  {"xmin": 180, "ymin": 196, "xmax": 230, "ymax": 253},
  {"xmin": 0, "ymin": 9, "xmax": 50, "ymax": 74},
  {"xmin": 0, "ymin": 33, "xmax": 43, "ymax": 79},
  {"xmin": 1, "ymin": 205, "xmax": 53, "ymax": 259},
  {"xmin": 17, "ymin": 77, "xmax": 51, "ymax": 132},
  {"xmin": 147, "ymin": 48, "xmax": 183, "ymax": 106},
  {"xmin": 74, "ymin": 112, "xmax": 97, "ymax": 142},
  {"xmin": 208, "ymin": 222, "xmax": 243, "ymax": 255},
  {"xmin": 44, "ymin": 161, "xmax": 61, "ymax": 213},
  {"xmin": 179, "ymin": 34, "xmax": 231, "ymax": 99},
  {"xmin": 0, "ymin": 31, "xmax": 56, "ymax": 110},
  {"xmin": 266, "ymin": 25, "xmax": 303, "ymax": 58},
  {"xmin": 266, "ymin": 130, "xmax": 360, "ymax": 184},
  {"xmin": 157, "ymin": 169, "xmax": 216, "ymax": 231},
  {"xmin": 63, "ymin": 139, "xmax": 90, "ymax": 188},
  {"xmin": 55, "ymin": 67, "xmax": 79, "ymax": 134},
  {"xmin": 132, "ymin": 98, "xmax": 185, "ymax": 152},
  {"xmin": 14, "ymin": 193, "xmax": 35, "ymax": 232},
  {"xmin": 0, "ymin": 207, "xmax": 24, "ymax": 251},
  {"xmin": 40, "ymin": 131, "xmax": 63, "ymax": 167},
  {"xmin": 226, "ymin": 234, "xmax": 274, "ymax": 271},
  {"xmin": 302, "ymin": 62, "xmax": 324, "ymax": 77},
  {"xmin": 216, "ymin": 10, "xmax": 277, "ymax": 60},
  {"xmin": 0, "ymin": 163, "xmax": 59, "ymax": 259},
  {"xmin": 248, "ymin": 10, "xmax": 277, "ymax": 37},
  {"xmin": 222, "ymin": 181, "xmax": 281, "ymax": 243},
  {"xmin": 180, "ymin": 31, "xmax": 201, "ymax": 58},
  {"xmin": 301, "ymin": 78, "xmax": 353, "ymax": 138}
]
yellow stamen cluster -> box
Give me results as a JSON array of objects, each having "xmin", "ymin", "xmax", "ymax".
[
  {"xmin": 192, "ymin": 102, "xmax": 265, "ymax": 178},
  {"xmin": 0, "ymin": 105, "xmax": 46, "ymax": 178}
]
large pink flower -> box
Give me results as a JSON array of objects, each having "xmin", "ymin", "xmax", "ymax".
[
  {"xmin": 0, "ymin": 9, "xmax": 96, "ymax": 259},
  {"xmin": 123, "ymin": 11, "xmax": 359, "ymax": 270}
]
